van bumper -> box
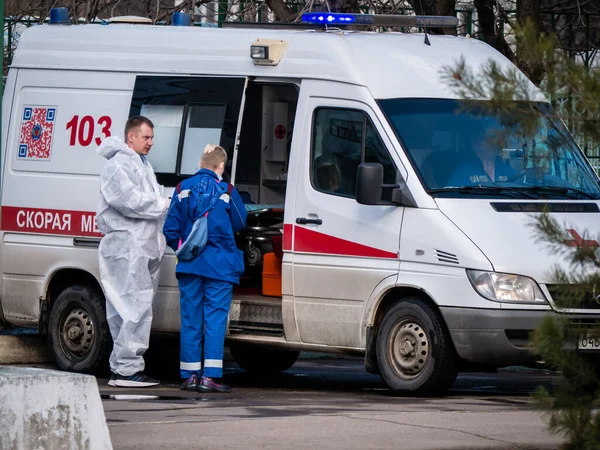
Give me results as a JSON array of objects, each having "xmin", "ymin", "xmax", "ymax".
[{"xmin": 439, "ymin": 307, "xmax": 595, "ymax": 366}]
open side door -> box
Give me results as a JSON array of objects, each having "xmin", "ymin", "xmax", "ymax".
[
  {"xmin": 230, "ymin": 77, "xmax": 249, "ymax": 184},
  {"xmin": 128, "ymin": 74, "xmax": 248, "ymax": 331},
  {"xmin": 129, "ymin": 75, "xmax": 248, "ymax": 188}
]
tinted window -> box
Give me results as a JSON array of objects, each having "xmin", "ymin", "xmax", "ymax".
[
  {"xmin": 311, "ymin": 108, "xmax": 397, "ymax": 201},
  {"xmin": 129, "ymin": 76, "xmax": 245, "ymax": 185}
]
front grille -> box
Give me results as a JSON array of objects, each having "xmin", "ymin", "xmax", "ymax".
[
  {"xmin": 569, "ymin": 318, "xmax": 600, "ymax": 329},
  {"xmin": 546, "ymin": 284, "xmax": 600, "ymax": 310}
]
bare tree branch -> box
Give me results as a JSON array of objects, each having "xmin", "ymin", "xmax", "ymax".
[
  {"xmin": 265, "ymin": 0, "xmax": 296, "ymax": 21},
  {"xmin": 474, "ymin": 0, "xmax": 515, "ymax": 61}
]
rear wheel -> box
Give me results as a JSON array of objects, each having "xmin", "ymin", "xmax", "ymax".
[
  {"xmin": 376, "ymin": 298, "xmax": 457, "ymax": 396},
  {"xmin": 48, "ymin": 285, "xmax": 111, "ymax": 373},
  {"xmin": 229, "ymin": 342, "xmax": 299, "ymax": 375}
]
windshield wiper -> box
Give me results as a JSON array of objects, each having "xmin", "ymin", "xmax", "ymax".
[
  {"xmin": 518, "ymin": 186, "xmax": 599, "ymax": 200},
  {"xmin": 427, "ymin": 186, "xmax": 537, "ymax": 199}
]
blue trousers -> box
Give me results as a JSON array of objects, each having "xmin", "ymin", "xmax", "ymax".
[{"xmin": 178, "ymin": 274, "xmax": 233, "ymax": 379}]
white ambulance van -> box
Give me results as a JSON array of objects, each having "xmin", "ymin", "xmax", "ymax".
[{"xmin": 2, "ymin": 10, "xmax": 600, "ymax": 395}]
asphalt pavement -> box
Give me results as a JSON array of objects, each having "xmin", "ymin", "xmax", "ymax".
[
  {"xmin": 1, "ymin": 328, "xmax": 565, "ymax": 450},
  {"xmin": 100, "ymin": 358, "xmax": 563, "ymax": 450}
]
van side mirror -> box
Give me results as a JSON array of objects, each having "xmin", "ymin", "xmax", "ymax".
[
  {"xmin": 356, "ymin": 163, "xmax": 383, "ymax": 205},
  {"xmin": 356, "ymin": 162, "xmax": 416, "ymax": 207}
]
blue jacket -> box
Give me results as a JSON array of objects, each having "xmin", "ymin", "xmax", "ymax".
[{"xmin": 163, "ymin": 169, "xmax": 247, "ymax": 284}]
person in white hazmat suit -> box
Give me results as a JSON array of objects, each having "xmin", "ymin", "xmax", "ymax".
[{"xmin": 96, "ymin": 116, "xmax": 169, "ymax": 388}]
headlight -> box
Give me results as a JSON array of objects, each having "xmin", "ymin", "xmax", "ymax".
[{"xmin": 466, "ymin": 270, "xmax": 547, "ymax": 304}]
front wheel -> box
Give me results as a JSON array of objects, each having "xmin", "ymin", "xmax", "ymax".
[
  {"xmin": 229, "ymin": 342, "xmax": 299, "ymax": 375},
  {"xmin": 376, "ymin": 298, "xmax": 457, "ymax": 396},
  {"xmin": 48, "ymin": 285, "xmax": 111, "ymax": 373}
]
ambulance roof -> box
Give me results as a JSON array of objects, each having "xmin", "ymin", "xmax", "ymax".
[{"xmin": 13, "ymin": 24, "xmax": 540, "ymax": 100}]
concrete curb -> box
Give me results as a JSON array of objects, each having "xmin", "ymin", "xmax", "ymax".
[
  {"xmin": 0, "ymin": 367, "xmax": 113, "ymax": 449},
  {"xmin": 0, "ymin": 335, "xmax": 54, "ymax": 364}
]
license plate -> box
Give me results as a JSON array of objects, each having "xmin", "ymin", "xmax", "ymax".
[{"xmin": 578, "ymin": 335, "xmax": 600, "ymax": 351}]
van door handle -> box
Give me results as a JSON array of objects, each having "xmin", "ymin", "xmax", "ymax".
[
  {"xmin": 73, "ymin": 237, "xmax": 101, "ymax": 248},
  {"xmin": 296, "ymin": 217, "xmax": 323, "ymax": 225}
]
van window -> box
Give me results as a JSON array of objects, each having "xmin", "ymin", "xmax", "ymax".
[
  {"xmin": 139, "ymin": 104, "xmax": 183, "ymax": 173},
  {"xmin": 129, "ymin": 76, "xmax": 246, "ymax": 186},
  {"xmin": 180, "ymin": 104, "xmax": 226, "ymax": 176},
  {"xmin": 311, "ymin": 108, "xmax": 396, "ymax": 200}
]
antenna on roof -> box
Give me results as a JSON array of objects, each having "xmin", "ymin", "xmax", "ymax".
[
  {"xmin": 423, "ymin": 28, "xmax": 431, "ymax": 46},
  {"xmin": 418, "ymin": 0, "xmax": 431, "ymax": 45}
]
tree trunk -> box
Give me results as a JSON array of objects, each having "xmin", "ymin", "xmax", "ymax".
[
  {"xmin": 474, "ymin": 0, "xmax": 515, "ymax": 61},
  {"xmin": 516, "ymin": 0, "xmax": 545, "ymax": 85},
  {"xmin": 325, "ymin": 0, "xmax": 361, "ymax": 13},
  {"xmin": 265, "ymin": 0, "xmax": 295, "ymax": 21}
]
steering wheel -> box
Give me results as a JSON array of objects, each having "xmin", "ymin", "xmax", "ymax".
[{"xmin": 506, "ymin": 167, "xmax": 540, "ymax": 184}]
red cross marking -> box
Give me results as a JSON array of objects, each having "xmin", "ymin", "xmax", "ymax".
[{"xmin": 564, "ymin": 229, "xmax": 600, "ymax": 248}]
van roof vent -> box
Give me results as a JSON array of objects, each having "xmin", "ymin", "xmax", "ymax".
[
  {"xmin": 110, "ymin": 16, "xmax": 153, "ymax": 25},
  {"xmin": 436, "ymin": 250, "xmax": 459, "ymax": 265}
]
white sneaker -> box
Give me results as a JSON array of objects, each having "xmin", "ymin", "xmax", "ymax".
[{"xmin": 114, "ymin": 372, "xmax": 160, "ymax": 388}]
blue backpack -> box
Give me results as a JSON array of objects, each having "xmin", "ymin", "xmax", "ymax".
[{"xmin": 175, "ymin": 177, "xmax": 226, "ymax": 261}]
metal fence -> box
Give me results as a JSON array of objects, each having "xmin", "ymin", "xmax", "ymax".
[
  {"xmin": 5, "ymin": 4, "xmax": 599, "ymax": 65},
  {"xmin": 554, "ymin": 95, "xmax": 600, "ymax": 171},
  {"xmin": 3, "ymin": 3, "xmax": 600, "ymax": 173}
]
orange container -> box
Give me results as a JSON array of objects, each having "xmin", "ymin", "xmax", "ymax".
[{"xmin": 262, "ymin": 252, "xmax": 282, "ymax": 297}]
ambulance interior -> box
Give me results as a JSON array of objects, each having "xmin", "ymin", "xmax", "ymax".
[
  {"xmin": 231, "ymin": 82, "xmax": 298, "ymax": 298},
  {"xmin": 131, "ymin": 77, "xmax": 298, "ymax": 304}
]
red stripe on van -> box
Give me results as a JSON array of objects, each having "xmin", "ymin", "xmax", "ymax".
[
  {"xmin": 294, "ymin": 225, "xmax": 397, "ymax": 259},
  {"xmin": 1, "ymin": 206, "xmax": 102, "ymax": 237},
  {"xmin": 283, "ymin": 224, "xmax": 293, "ymax": 251}
]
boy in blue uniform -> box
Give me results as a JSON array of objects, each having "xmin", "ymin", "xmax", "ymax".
[{"xmin": 163, "ymin": 144, "xmax": 247, "ymax": 393}]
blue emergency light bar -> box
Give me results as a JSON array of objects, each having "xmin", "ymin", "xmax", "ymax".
[
  {"xmin": 172, "ymin": 12, "xmax": 191, "ymax": 26},
  {"xmin": 300, "ymin": 13, "xmax": 458, "ymax": 28},
  {"xmin": 49, "ymin": 7, "xmax": 71, "ymax": 25}
]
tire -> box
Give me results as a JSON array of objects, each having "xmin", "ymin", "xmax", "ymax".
[
  {"xmin": 376, "ymin": 298, "xmax": 457, "ymax": 396},
  {"xmin": 48, "ymin": 285, "xmax": 111, "ymax": 374},
  {"xmin": 229, "ymin": 342, "xmax": 300, "ymax": 375}
]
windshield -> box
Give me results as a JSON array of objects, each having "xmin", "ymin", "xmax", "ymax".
[{"xmin": 378, "ymin": 99, "xmax": 600, "ymax": 200}]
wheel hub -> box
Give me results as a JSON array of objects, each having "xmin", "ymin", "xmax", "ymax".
[
  {"xmin": 61, "ymin": 308, "xmax": 94, "ymax": 359},
  {"xmin": 391, "ymin": 321, "xmax": 429, "ymax": 377},
  {"xmin": 399, "ymin": 338, "xmax": 415, "ymax": 357},
  {"xmin": 67, "ymin": 325, "xmax": 83, "ymax": 340}
]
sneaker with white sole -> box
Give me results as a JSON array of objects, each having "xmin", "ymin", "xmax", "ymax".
[
  {"xmin": 114, "ymin": 372, "xmax": 160, "ymax": 388},
  {"xmin": 108, "ymin": 372, "xmax": 117, "ymax": 387}
]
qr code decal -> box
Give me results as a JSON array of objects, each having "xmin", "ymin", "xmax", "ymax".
[{"xmin": 18, "ymin": 106, "xmax": 56, "ymax": 160}]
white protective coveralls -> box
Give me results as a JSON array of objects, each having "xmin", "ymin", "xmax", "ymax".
[{"xmin": 96, "ymin": 136, "xmax": 167, "ymax": 376}]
